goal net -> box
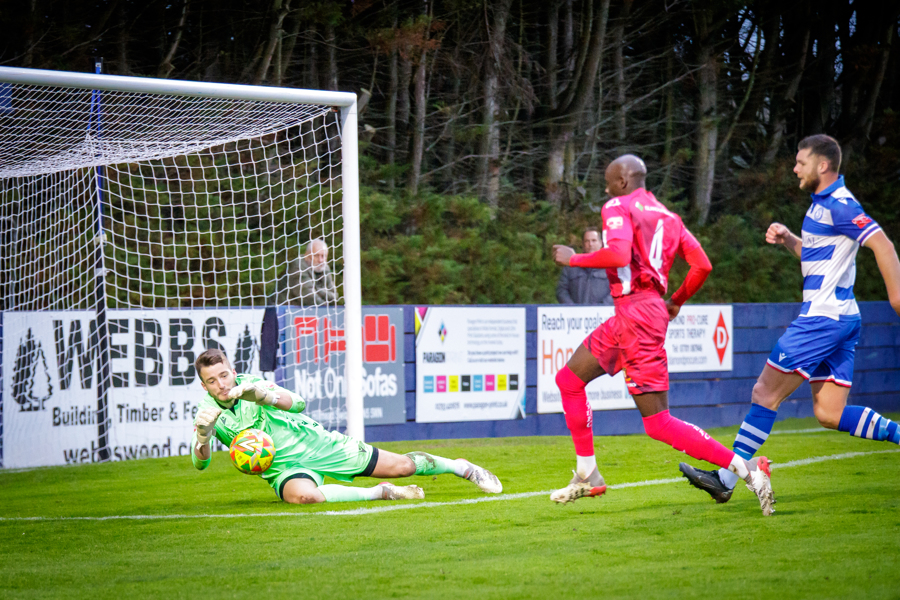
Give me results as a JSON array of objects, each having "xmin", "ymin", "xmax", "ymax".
[{"xmin": 0, "ymin": 67, "xmax": 362, "ymax": 469}]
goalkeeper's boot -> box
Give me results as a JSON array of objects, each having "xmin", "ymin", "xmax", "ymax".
[
  {"xmin": 457, "ymin": 459, "xmax": 503, "ymax": 494},
  {"xmin": 550, "ymin": 467, "xmax": 607, "ymax": 504},
  {"xmin": 378, "ymin": 482, "xmax": 425, "ymax": 501},
  {"xmin": 678, "ymin": 462, "xmax": 734, "ymax": 504},
  {"xmin": 743, "ymin": 456, "xmax": 775, "ymax": 516}
]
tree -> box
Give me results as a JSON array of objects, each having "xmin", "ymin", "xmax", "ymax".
[
  {"xmin": 690, "ymin": 0, "xmax": 720, "ymax": 225},
  {"xmin": 157, "ymin": 0, "xmax": 190, "ymax": 79},
  {"xmin": 477, "ymin": 0, "xmax": 514, "ymax": 207},
  {"xmin": 544, "ymin": 0, "xmax": 610, "ymax": 206}
]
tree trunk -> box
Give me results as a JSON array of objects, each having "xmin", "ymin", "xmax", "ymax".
[
  {"xmin": 478, "ymin": 0, "xmax": 513, "ymax": 207},
  {"xmin": 547, "ymin": 1, "xmax": 559, "ymax": 110},
  {"xmin": 809, "ymin": 2, "xmax": 837, "ymax": 134},
  {"xmin": 693, "ymin": 41, "xmax": 718, "ymax": 225},
  {"xmin": 398, "ymin": 51, "xmax": 413, "ymax": 161},
  {"xmin": 546, "ymin": 126, "xmax": 570, "ymax": 204},
  {"xmin": 306, "ymin": 24, "xmax": 319, "ymax": 89},
  {"xmin": 846, "ymin": 4, "xmax": 900, "ymax": 154},
  {"xmin": 253, "ymin": 0, "xmax": 291, "ymax": 86},
  {"xmin": 443, "ymin": 68, "xmax": 461, "ymax": 193},
  {"xmin": 157, "ymin": 0, "xmax": 190, "ymax": 79},
  {"xmin": 274, "ymin": 28, "xmax": 283, "ymax": 87},
  {"xmin": 563, "ymin": 0, "xmax": 574, "ymax": 82},
  {"xmin": 743, "ymin": 2, "xmax": 781, "ymax": 156},
  {"xmin": 279, "ymin": 12, "xmax": 303, "ymax": 84},
  {"xmin": 408, "ymin": 49, "xmax": 428, "ymax": 196},
  {"xmin": 22, "ymin": 0, "xmax": 37, "ymax": 68},
  {"xmin": 660, "ymin": 31, "xmax": 675, "ymax": 197},
  {"xmin": 613, "ymin": 0, "xmax": 632, "ymax": 142},
  {"xmin": 717, "ymin": 26, "xmax": 761, "ymax": 161},
  {"xmin": 386, "ymin": 30, "xmax": 398, "ymax": 191},
  {"xmin": 545, "ymin": 0, "xmax": 609, "ymax": 205},
  {"xmin": 116, "ymin": 0, "xmax": 129, "ymax": 74},
  {"xmin": 325, "ymin": 20, "xmax": 338, "ymax": 91},
  {"xmin": 584, "ymin": 56, "xmax": 604, "ymax": 182},
  {"xmin": 763, "ymin": 4, "xmax": 811, "ymax": 164}
]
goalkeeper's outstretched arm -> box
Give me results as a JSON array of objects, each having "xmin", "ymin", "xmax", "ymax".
[
  {"xmin": 226, "ymin": 379, "xmax": 306, "ymax": 413},
  {"xmin": 192, "ymin": 406, "xmax": 222, "ymax": 470}
]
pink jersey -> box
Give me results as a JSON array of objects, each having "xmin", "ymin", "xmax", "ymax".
[{"xmin": 600, "ymin": 188, "xmax": 700, "ymax": 298}]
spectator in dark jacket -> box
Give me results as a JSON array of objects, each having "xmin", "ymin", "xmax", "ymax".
[
  {"xmin": 556, "ymin": 227, "xmax": 613, "ymax": 305},
  {"xmin": 275, "ymin": 239, "xmax": 338, "ymax": 306}
]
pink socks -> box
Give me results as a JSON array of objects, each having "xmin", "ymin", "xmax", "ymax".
[
  {"xmin": 557, "ymin": 365, "xmax": 735, "ymax": 471},
  {"xmin": 556, "ymin": 366, "xmax": 595, "ymax": 456},
  {"xmin": 642, "ymin": 410, "xmax": 734, "ymax": 469}
]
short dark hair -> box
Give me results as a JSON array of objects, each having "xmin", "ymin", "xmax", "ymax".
[
  {"xmin": 195, "ymin": 348, "xmax": 230, "ymax": 376},
  {"xmin": 583, "ymin": 227, "xmax": 600, "ymax": 236},
  {"xmin": 798, "ymin": 134, "xmax": 841, "ymax": 173}
]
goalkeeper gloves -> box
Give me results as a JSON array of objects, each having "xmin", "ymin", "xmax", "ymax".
[
  {"xmin": 227, "ymin": 381, "xmax": 280, "ymax": 407},
  {"xmin": 194, "ymin": 407, "xmax": 222, "ymax": 445}
]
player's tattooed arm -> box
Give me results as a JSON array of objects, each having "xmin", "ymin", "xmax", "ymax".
[
  {"xmin": 864, "ymin": 230, "xmax": 900, "ymax": 317},
  {"xmin": 766, "ymin": 222, "xmax": 802, "ymax": 259}
]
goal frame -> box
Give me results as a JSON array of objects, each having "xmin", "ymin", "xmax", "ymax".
[{"xmin": 0, "ymin": 66, "xmax": 365, "ymax": 442}]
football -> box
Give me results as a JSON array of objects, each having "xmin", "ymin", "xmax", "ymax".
[{"xmin": 229, "ymin": 428, "xmax": 276, "ymax": 474}]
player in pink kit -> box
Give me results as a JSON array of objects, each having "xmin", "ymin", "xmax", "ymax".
[{"xmin": 550, "ymin": 154, "xmax": 775, "ymax": 515}]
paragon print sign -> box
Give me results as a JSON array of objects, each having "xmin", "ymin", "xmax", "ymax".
[{"xmin": 414, "ymin": 306, "xmax": 526, "ymax": 423}]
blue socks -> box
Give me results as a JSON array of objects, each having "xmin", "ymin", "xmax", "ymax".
[
  {"xmin": 732, "ymin": 403, "xmax": 778, "ymax": 460},
  {"xmin": 838, "ymin": 406, "xmax": 900, "ymax": 443},
  {"xmin": 719, "ymin": 405, "xmax": 899, "ymax": 490},
  {"xmin": 719, "ymin": 403, "xmax": 778, "ymax": 489}
]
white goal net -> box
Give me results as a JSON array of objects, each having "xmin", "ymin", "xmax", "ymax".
[{"xmin": 0, "ymin": 67, "xmax": 362, "ymax": 469}]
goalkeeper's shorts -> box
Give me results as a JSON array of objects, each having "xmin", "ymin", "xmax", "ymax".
[{"xmin": 267, "ymin": 438, "xmax": 379, "ymax": 500}]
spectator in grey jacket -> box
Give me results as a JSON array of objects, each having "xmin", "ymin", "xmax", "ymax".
[
  {"xmin": 556, "ymin": 227, "xmax": 613, "ymax": 305},
  {"xmin": 275, "ymin": 239, "xmax": 338, "ymax": 306}
]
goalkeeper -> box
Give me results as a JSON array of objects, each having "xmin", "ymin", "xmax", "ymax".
[{"xmin": 191, "ymin": 349, "xmax": 502, "ymax": 503}]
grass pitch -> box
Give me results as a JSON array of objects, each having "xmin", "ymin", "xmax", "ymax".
[{"xmin": 2, "ymin": 416, "xmax": 900, "ymax": 599}]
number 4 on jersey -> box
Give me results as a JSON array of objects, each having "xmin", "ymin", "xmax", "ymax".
[
  {"xmin": 649, "ymin": 219, "xmax": 665, "ymax": 271},
  {"xmin": 648, "ymin": 218, "xmax": 669, "ymax": 288}
]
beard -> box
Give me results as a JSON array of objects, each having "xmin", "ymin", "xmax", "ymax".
[{"xmin": 798, "ymin": 174, "xmax": 819, "ymax": 191}]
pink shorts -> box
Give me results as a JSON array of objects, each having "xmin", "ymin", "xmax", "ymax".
[{"xmin": 582, "ymin": 291, "xmax": 669, "ymax": 394}]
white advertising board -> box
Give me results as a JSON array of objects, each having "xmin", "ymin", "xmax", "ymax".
[
  {"xmin": 536, "ymin": 306, "xmax": 634, "ymax": 413},
  {"xmin": 3, "ymin": 311, "xmax": 99, "ymax": 468},
  {"xmin": 666, "ymin": 305, "xmax": 733, "ymax": 372},
  {"xmin": 3, "ymin": 309, "xmax": 264, "ymax": 468},
  {"xmin": 105, "ymin": 308, "xmax": 266, "ymax": 463},
  {"xmin": 415, "ymin": 306, "xmax": 526, "ymax": 423},
  {"xmin": 537, "ymin": 304, "xmax": 734, "ymax": 414}
]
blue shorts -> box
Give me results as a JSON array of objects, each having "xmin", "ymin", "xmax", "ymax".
[{"xmin": 766, "ymin": 317, "xmax": 860, "ymax": 387}]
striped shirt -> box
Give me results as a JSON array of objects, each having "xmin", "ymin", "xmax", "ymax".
[{"xmin": 799, "ymin": 176, "xmax": 881, "ymax": 321}]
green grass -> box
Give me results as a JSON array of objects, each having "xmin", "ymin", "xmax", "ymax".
[{"xmin": 2, "ymin": 416, "xmax": 900, "ymax": 599}]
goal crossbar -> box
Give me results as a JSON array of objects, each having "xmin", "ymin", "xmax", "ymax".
[{"xmin": 0, "ymin": 66, "xmax": 357, "ymax": 107}]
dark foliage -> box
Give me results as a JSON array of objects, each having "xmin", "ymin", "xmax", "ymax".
[{"xmin": 3, "ymin": 0, "xmax": 899, "ymax": 305}]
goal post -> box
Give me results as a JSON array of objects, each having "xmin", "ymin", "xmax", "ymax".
[{"xmin": 0, "ymin": 66, "xmax": 364, "ymax": 468}]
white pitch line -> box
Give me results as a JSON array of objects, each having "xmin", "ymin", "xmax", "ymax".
[
  {"xmin": 771, "ymin": 448, "xmax": 900, "ymax": 469},
  {"xmin": 0, "ymin": 428, "xmax": 845, "ymax": 475},
  {"xmin": 770, "ymin": 428, "xmax": 831, "ymax": 435},
  {"xmin": 1, "ymin": 447, "xmax": 897, "ymax": 523}
]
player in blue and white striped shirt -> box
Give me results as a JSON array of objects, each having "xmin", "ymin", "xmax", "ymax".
[{"xmin": 680, "ymin": 134, "xmax": 900, "ymax": 506}]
